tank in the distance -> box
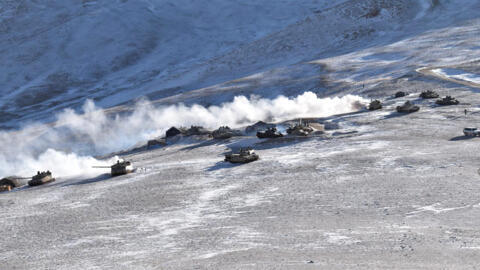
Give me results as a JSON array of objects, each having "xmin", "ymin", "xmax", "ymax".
[
  {"xmin": 257, "ymin": 127, "xmax": 283, "ymax": 139},
  {"xmin": 420, "ymin": 90, "xmax": 439, "ymax": 99},
  {"xmin": 436, "ymin": 96, "xmax": 459, "ymax": 106},
  {"xmin": 28, "ymin": 171, "xmax": 55, "ymax": 187},
  {"xmin": 225, "ymin": 148, "xmax": 259, "ymax": 164},
  {"xmin": 396, "ymin": 101, "xmax": 420, "ymax": 113},
  {"xmin": 368, "ymin": 100, "xmax": 382, "ymax": 111},
  {"xmin": 111, "ymin": 160, "xmax": 134, "ymax": 176}
]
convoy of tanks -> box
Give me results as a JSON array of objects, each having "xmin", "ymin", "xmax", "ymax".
[{"xmin": 0, "ymin": 89, "xmax": 470, "ymax": 193}]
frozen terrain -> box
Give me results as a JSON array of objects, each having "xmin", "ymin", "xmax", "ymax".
[{"xmin": 2, "ymin": 0, "xmax": 480, "ymax": 269}]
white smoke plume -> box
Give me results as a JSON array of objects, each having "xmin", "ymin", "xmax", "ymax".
[{"xmin": 0, "ymin": 92, "xmax": 367, "ymax": 178}]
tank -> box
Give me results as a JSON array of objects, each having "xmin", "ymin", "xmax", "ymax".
[
  {"xmin": 93, "ymin": 160, "xmax": 134, "ymax": 176},
  {"xmin": 368, "ymin": 100, "xmax": 382, "ymax": 111},
  {"xmin": 225, "ymin": 148, "xmax": 259, "ymax": 163},
  {"xmin": 436, "ymin": 96, "xmax": 459, "ymax": 106},
  {"xmin": 420, "ymin": 90, "xmax": 439, "ymax": 99},
  {"xmin": 396, "ymin": 101, "xmax": 420, "ymax": 113},
  {"xmin": 212, "ymin": 126, "xmax": 242, "ymax": 139},
  {"xmin": 257, "ymin": 127, "xmax": 283, "ymax": 138},
  {"xmin": 111, "ymin": 160, "xmax": 134, "ymax": 176},
  {"xmin": 28, "ymin": 171, "xmax": 55, "ymax": 187},
  {"xmin": 0, "ymin": 176, "xmax": 26, "ymax": 189},
  {"xmin": 286, "ymin": 123, "xmax": 314, "ymax": 136},
  {"xmin": 394, "ymin": 91, "xmax": 407, "ymax": 98}
]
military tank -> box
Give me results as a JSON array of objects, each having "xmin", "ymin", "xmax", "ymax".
[
  {"xmin": 436, "ymin": 96, "xmax": 459, "ymax": 106},
  {"xmin": 94, "ymin": 160, "xmax": 134, "ymax": 176},
  {"xmin": 0, "ymin": 176, "xmax": 27, "ymax": 190},
  {"xmin": 225, "ymin": 148, "xmax": 259, "ymax": 164},
  {"xmin": 420, "ymin": 90, "xmax": 439, "ymax": 99},
  {"xmin": 28, "ymin": 171, "xmax": 55, "ymax": 187},
  {"xmin": 257, "ymin": 127, "xmax": 283, "ymax": 138},
  {"xmin": 368, "ymin": 100, "xmax": 382, "ymax": 111},
  {"xmin": 396, "ymin": 101, "xmax": 420, "ymax": 113},
  {"xmin": 212, "ymin": 126, "xmax": 242, "ymax": 139},
  {"xmin": 394, "ymin": 91, "xmax": 407, "ymax": 98},
  {"xmin": 286, "ymin": 123, "xmax": 314, "ymax": 136}
]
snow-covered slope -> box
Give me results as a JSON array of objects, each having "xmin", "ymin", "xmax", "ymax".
[
  {"xmin": 0, "ymin": 0, "xmax": 347, "ymax": 126},
  {"xmin": 2, "ymin": 0, "xmax": 480, "ymax": 128}
]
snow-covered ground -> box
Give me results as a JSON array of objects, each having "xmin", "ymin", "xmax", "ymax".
[{"xmin": 2, "ymin": 0, "xmax": 480, "ymax": 268}]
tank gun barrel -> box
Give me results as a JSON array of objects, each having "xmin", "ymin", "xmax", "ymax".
[{"xmin": 92, "ymin": 166, "xmax": 111, "ymax": 168}]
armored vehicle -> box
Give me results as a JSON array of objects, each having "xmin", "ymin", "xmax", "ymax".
[
  {"xmin": 111, "ymin": 160, "xmax": 134, "ymax": 176},
  {"xmin": 257, "ymin": 127, "xmax": 283, "ymax": 138},
  {"xmin": 396, "ymin": 101, "xmax": 420, "ymax": 113},
  {"xmin": 394, "ymin": 91, "xmax": 407, "ymax": 98},
  {"xmin": 286, "ymin": 123, "xmax": 314, "ymax": 136},
  {"xmin": 368, "ymin": 100, "xmax": 382, "ymax": 111},
  {"xmin": 436, "ymin": 96, "xmax": 459, "ymax": 106},
  {"xmin": 0, "ymin": 176, "xmax": 26, "ymax": 190},
  {"xmin": 225, "ymin": 148, "xmax": 259, "ymax": 164},
  {"xmin": 464, "ymin": 127, "xmax": 479, "ymax": 137},
  {"xmin": 28, "ymin": 171, "xmax": 55, "ymax": 186},
  {"xmin": 212, "ymin": 126, "xmax": 242, "ymax": 139},
  {"xmin": 94, "ymin": 160, "xmax": 134, "ymax": 176},
  {"xmin": 420, "ymin": 90, "xmax": 439, "ymax": 99}
]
